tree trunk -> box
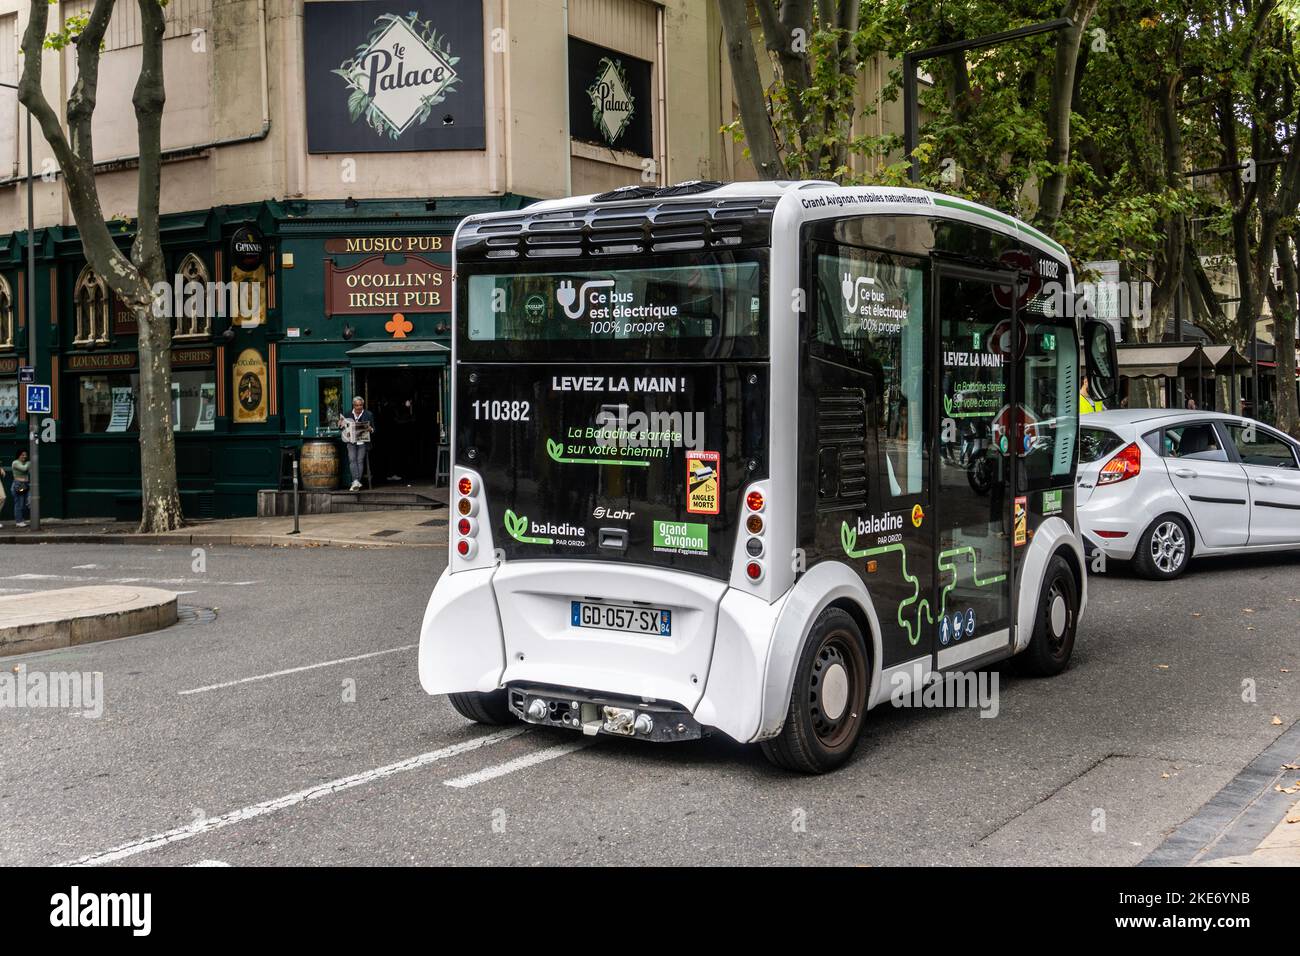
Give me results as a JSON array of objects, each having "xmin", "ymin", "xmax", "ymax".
[
  {"xmin": 1036, "ymin": 0, "xmax": 1098, "ymax": 230},
  {"xmin": 1269, "ymin": 237, "xmax": 1300, "ymax": 437},
  {"xmin": 718, "ymin": 0, "xmax": 785, "ymax": 179}
]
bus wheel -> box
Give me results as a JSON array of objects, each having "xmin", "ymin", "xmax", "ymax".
[
  {"xmin": 761, "ymin": 607, "xmax": 869, "ymax": 774},
  {"xmin": 448, "ymin": 690, "xmax": 514, "ymax": 725},
  {"xmin": 1017, "ymin": 554, "xmax": 1078, "ymax": 677}
]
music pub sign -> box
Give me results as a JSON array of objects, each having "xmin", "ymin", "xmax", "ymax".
[{"xmin": 304, "ymin": 0, "xmax": 486, "ymax": 153}]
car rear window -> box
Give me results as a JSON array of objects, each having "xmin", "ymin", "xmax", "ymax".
[{"xmin": 1080, "ymin": 427, "xmax": 1125, "ymax": 463}]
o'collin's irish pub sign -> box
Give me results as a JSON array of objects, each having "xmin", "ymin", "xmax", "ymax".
[{"xmin": 304, "ymin": 0, "xmax": 485, "ymax": 153}]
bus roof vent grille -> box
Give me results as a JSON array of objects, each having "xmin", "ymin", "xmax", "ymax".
[
  {"xmin": 592, "ymin": 184, "xmax": 660, "ymax": 202},
  {"xmin": 653, "ymin": 180, "xmax": 724, "ymax": 197},
  {"xmin": 456, "ymin": 197, "xmax": 777, "ymax": 261}
]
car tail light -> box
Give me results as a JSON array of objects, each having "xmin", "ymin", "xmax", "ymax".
[
  {"xmin": 1098, "ymin": 442, "xmax": 1142, "ymax": 485},
  {"xmin": 1095, "ymin": 530, "xmax": 1129, "ymax": 539}
]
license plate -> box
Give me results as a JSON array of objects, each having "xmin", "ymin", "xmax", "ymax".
[{"xmin": 571, "ymin": 601, "xmax": 672, "ymax": 636}]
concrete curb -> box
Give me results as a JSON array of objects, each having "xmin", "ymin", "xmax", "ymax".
[
  {"xmin": 1142, "ymin": 717, "xmax": 1300, "ymax": 866},
  {"xmin": 0, "ymin": 586, "xmax": 179, "ymax": 657},
  {"xmin": 0, "ymin": 532, "xmax": 440, "ymax": 550}
]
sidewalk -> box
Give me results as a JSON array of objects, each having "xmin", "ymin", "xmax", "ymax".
[
  {"xmin": 1199, "ymin": 799, "xmax": 1300, "ymax": 867},
  {"xmin": 0, "ymin": 509, "xmax": 448, "ymax": 549}
]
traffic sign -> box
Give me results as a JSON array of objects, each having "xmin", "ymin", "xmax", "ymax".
[
  {"xmin": 18, "ymin": 366, "xmax": 34, "ymax": 385},
  {"xmin": 26, "ymin": 384, "xmax": 51, "ymax": 415}
]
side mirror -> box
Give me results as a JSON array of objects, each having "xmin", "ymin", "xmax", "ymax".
[{"xmin": 1083, "ymin": 320, "xmax": 1119, "ymax": 405}]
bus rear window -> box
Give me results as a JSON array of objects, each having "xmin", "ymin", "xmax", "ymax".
[{"xmin": 459, "ymin": 255, "xmax": 766, "ymax": 361}]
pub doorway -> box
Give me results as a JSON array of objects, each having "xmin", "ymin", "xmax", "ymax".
[{"xmin": 357, "ymin": 365, "xmax": 446, "ymax": 485}]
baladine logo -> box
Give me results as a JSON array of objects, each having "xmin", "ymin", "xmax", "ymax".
[
  {"xmin": 856, "ymin": 512, "xmax": 903, "ymax": 536},
  {"xmin": 332, "ymin": 12, "xmax": 461, "ymax": 141},
  {"xmin": 587, "ymin": 57, "xmax": 634, "ymax": 145}
]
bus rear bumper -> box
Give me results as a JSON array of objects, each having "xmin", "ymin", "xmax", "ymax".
[
  {"xmin": 418, "ymin": 562, "xmax": 785, "ymax": 745},
  {"xmin": 417, "ymin": 566, "xmax": 508, "ymax": 696}
]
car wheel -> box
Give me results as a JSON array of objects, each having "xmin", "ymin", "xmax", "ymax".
[
  {"xmin": 1134, "ymin": 514, "xmax": 1191, "ymax": 580},
  {"xmin": 760, "ymin": 607, "xmax": 869, "ymax": 774},
  {"xmin": 448, "ymin": 689, "xmax": 515, "ymax": 725},
  {"xmin": 1017, "ymin": 554, "xmax": 1079, "ymax": 677}
]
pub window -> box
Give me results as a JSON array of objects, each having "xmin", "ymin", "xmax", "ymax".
[
  {"xmin": 0, "ymin": 274, "xmax": 13, "ymax": 348},
  {"xmin": 0, "ymin": 376, "xmax": 16, "ymax": 428},
  {"xmin": 171, "ymin": 368, "xmax": 217, "ymax": 431},
  {"xmin": 78, "ymin": 372, "xmax": 140, "ymax": 432},
  {"xmin": 74, "ymin": 266, "xmax": 112, "ymax": 345},
  {"xmin": 174, "ymin": 253, "xmax": 212, "ymax": 339}
]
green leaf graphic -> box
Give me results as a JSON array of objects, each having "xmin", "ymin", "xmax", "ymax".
[
  {"xmin": 546, "ymin": 439, "xmax": 564, "ymax": 462},
  {"xmin": 840, "ymin": 521, "xmax": 857, "ymax": 556},
  {"xmin": 504, "ymin": 509, "xmax": 528, "ymax": 540}
]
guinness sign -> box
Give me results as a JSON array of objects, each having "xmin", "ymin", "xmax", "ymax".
[{"xmin": 231, "ymin": 226, "xmax": 265, "ymax": 271}]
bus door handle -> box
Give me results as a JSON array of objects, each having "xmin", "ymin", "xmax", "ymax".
[{"xmin": 598, "ymin": 528, "xmax": 629, "ymax": 552}]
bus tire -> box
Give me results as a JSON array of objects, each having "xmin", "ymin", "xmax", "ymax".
[
  {"xmin": 1132, "ymin": 513, "xmax": 1191, "ymax": 580},
  {"xmin": 1017, "ymin": 554, "xmax": 1078, "ymax": 677},
  {"xmin": 760, "ymin": 606, "xmax": 869, "ymax": 774},
  {"xmin": 447, "ymin": 689, "xmax": 514, "ymax": 725}
]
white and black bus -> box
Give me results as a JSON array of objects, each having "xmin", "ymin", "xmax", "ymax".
[{"xmin": 419, "ymin": 181, "xmax": 1118, "ymax": 773}]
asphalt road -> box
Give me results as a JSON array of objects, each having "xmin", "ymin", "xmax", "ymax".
[{"xmin": 0, "ymin": 539, "xmax": 1295, "ymax": 866}]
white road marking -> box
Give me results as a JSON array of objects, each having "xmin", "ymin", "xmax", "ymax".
[
  {"xmin": 177, "ymin": 644, "xmax": 418, "ymax": 695},
  {"xmin": 443, "ymin": 740, "xmax": 593, "ymax": 789},
  {"xmin": 2, "ymin": 573, "xmax": 261, "ymax": 586},
  {"xmin": 65, "ymin": 727, "xmax": 528, "ymax": 866},
  {"xmin": 186, "ymin": 859, "xmax": 230, "ymax": 867}
]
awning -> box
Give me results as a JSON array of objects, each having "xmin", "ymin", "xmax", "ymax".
[
  {"xmin": 1200, "ymin": 345, "xmax": 1253, "ymax": 374},
  {"xmin": 1117, "ymin": 343, "xmax": 1205, "ymax": 378},
  {"xmin": 346, "ymin": 340, "xmax": 450, "ymax": 367}
]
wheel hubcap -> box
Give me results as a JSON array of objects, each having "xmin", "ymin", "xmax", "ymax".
[
  {"xmin": 808, "ymin": 632, "xmax": 866, "ymax": 749},
  {"xmin": 1050, "ymin": 593, "xmax": 1068, "ymax": 637},
  {"xmin": 1150, "ymin": 521, "xmax": 1186, "ymax": 573},
  {"xmin": 821, "ymin": 663, "xmax": 849, "ymax": 721}
]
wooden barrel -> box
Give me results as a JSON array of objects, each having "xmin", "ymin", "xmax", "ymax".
[{"xmin": 299, "ymin": 439, "xmax": 341, "ymax": 490}]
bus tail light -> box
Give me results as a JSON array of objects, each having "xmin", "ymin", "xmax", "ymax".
[
  {"xmin": 454, "ymin": 469, "xmax": 484, "ymax": 564},
  {"xmin": 456, "ymin": 538, "xmax": 478, "ymax": 559},
  {"xmin": 741, "ymin": 483, "xmax": 767, "ymax": 584},
  {"xmin": 1098, "ymin": 442, "xmax": 1142, "ymax": 485},
  {"xmin": 745, "ymin": 561, "xmax": 764, "ymax": 582}
]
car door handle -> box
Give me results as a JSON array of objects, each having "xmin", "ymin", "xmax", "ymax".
[
  {"xmin": 1174, "ymin": 468, "xmax": 1198, "ymax": 479},
  {"xmin": 1254, "ymin": 475, "xmax": 1276, "ymax": 486}
]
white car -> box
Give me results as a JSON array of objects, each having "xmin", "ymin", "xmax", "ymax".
[{"xmin": 1077, "ymin": 409, "xmax": 1300, "ymax": 579}]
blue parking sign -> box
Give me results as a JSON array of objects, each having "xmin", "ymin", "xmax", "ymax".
[{"xmin": 26, "ymin": 384, "xmax": 51, "ymax": 414}]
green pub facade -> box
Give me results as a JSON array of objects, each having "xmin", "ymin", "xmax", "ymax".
[{"xmin": 0, "ymin": 196, "xmax": 529, "ymax": 520}]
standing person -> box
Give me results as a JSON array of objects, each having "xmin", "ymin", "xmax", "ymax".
[
  {"xmin": 0, "ymin": 457, "xmax": 6, "ymax": 529},
  {"xmin": 10, "ymin": 450, "xmax": 30, "ymax": 528},
  {"xmin": 339, "ymin": 396, "xmax": 374, "ymax": 491},
  {"xmin": 1079, "ymin": 374, "xmax": 1104, "ymax": 414}
]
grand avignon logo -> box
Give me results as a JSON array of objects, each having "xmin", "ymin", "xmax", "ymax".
[
  {"xmin": 587, "ymin": 57, "xmax": 634, "ymax": 145},
  {"xmin": 332, "ymin": 12, "xmax": 461, "ymax": 141}
]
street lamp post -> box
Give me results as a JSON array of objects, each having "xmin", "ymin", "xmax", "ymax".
[
  {"xmin": 0, "ymin": 81, "xmax": 38, "ymax": 531},
  {"xmin": 903, "ymin": 19, "xmax": 1073, "ymax": 183}
]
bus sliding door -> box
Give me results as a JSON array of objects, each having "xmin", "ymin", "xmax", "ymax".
[{"xmin": 931, "ymin": 267, "xmax": 1019, "ymax": 669}]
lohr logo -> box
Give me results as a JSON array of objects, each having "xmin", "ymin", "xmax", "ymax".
[
  {"xmin": 593, "ymin": 505, "xmax": 635, "ymax": 520},
  {"xmin": 587, "ymin": 57, "xmax": 635, "ymax": 145},
  {"xmin": 332, "ymin": 12, "xmax": 461, "ymax": 141}
]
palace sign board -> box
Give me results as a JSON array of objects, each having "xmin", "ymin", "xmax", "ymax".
[{"xmin": 304, "ymin": 0, "xmax": 485, "ymax": 153}]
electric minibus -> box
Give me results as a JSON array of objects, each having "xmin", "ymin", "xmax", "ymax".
[{"xmin": 419, "ymin": 181, "xmax": 1118, "ymax": 773}]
